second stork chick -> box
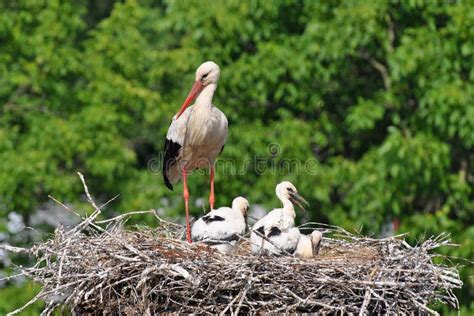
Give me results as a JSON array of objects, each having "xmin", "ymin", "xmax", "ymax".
[
  {"xmin": 250, "ymin": 181, "xmax": 309, "ymax": 255},
  {"xmin": 294, "ymin": 230, "xmax": 323, "ymax": 258},
  {"xmin": 191, "ymin": 197, "xmax": 249, "ymax": 254}
]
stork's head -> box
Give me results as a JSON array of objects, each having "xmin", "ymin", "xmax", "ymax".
[
  {"xmin": 275, "ymin": 181, "xmax": 309, "ymax": 211},
  {"xmin": 195, "ymin": 61, "xmax": 220, "ymax": 85},
  {"xmin": 175, "ymin": 61, "xmax": 220, "ymax": 119},
  {"xmin": 310, "ymin": 230, "xmax": 322, "ymax": 245},
  {"xmin": 232, "ymin": 196, "xmax": 250, "ymax": 216},
  {"xmin": 310, "ymin": 230, "xmax": 323, "ymax": 255}
]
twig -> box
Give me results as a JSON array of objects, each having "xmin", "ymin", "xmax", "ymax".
[
  {"xmin": 0, "ymin": 244, "xmax": 29, "ymax": 253},
  {"xmin": 77, "ymin": 172, "xmax": 100, "ymax": 211},
  {"xmin": 359, "ymin": 288, "xmax": 371, "ymax": 316}
]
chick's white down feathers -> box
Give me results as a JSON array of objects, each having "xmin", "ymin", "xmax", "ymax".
[
  {"xmin": 250, "ymin": 182, "xmax": 303, "ymax": 255},
  {"xmin": 191, "ymin": 197, "xmax": 249, "ymax": 253},
  {"xmin": 294, "ymin": 230, "xmax": 323, "ymax": 258}
]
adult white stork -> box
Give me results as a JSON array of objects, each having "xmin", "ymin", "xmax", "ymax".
[
  {"xmin": 294, "ymin": 230, "xmax": 323, "ymax": 258},
  {"xmin": 191, "ymin": 197, "xmax": 249, "ymax": 254},
  {"xmin": 250, "ymin": 181, "xmax": 309, "ymax": 255},
  {"xmin": 162, "ymin": 61, "xmax": 228, "ymax": 243}
]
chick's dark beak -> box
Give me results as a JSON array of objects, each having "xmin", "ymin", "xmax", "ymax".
[{"xmin": 289, "ymin": 192, "xmax": 309, "ymax": 211}]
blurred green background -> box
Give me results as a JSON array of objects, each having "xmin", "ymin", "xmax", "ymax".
[{"xmin": 0, "ymin": 0, "xmax": 472, "ymax": 314}]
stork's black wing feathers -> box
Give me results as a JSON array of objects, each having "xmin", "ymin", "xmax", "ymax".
[
  {"xmin": 202, "ymin": 215, "xmax": 225, "ymax": 224},
  {"xmin": 162, "ymin": 137, "xmax": 181, "ymax": 190},
  {"xmin": 284, "ymin": 244, "xmax": 298, "ymax": 254},
  {"xmin": 267, "ymin": 226, "xmax": 282, "ymax": 238},
  {"xmin": 255, "ymin": 226, "xmax": 265, "ymax": 235},
  {"xmin": 200, "ymin": 234, "xmax": 240, "ymax": 245},
  {"xmin": 218, "ymin": 145, "xmax": 225, "ymax": 155}
]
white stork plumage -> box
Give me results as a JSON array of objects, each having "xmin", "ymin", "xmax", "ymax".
[
  {"xmin": 250, "ymin": 181, "xmax": 309, "ymax": 255},
  {"xmin": 162, "ymin": 61, "xmax": 228, "ymax": 243},
  {"xmin": 294, "ymin": 230, "xmax": 323, "ymax": 258},
  {"xmin": 191, "ymin": 197, "xmax": 249, "ymax": 254}
]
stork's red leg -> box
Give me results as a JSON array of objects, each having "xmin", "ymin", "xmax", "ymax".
[
  {"xmin": 182, "ymin": 168, "xmax": 192, "ymax": 243},
  {"xmin": 209, "ymin": 167, "xmax": 215, "ymax": 210}
]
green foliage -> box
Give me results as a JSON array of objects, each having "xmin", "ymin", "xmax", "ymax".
[
  {"xmin": 0, "ymin": 0, "xmax": 472, "ymax": 311},
  {"xmin": 0, "ymin": 282, "xmax": 44, "ymax": 315}
]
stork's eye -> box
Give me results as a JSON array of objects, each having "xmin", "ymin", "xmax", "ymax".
[
  {"xmin": 287, "ymin": 187, "xmax": 295, "ymax": 193},
  {"xmin": 201, "ymin": 72, "xmax": 210, "ymax": 81},
  {"xmin": 245, "ymin": 206, "xmax": 250, "ymax": 213}
]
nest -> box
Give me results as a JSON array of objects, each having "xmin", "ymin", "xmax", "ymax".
[{"xmin": 2, "ymin": 175, "xmax": 463, "ymax": 315}]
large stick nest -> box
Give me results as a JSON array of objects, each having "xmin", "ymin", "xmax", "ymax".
[{"xmin": 2, "ymin": 175, "xmax": 463, "ymax": 315}]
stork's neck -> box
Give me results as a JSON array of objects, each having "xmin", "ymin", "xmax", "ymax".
[
  {"xmin": 195, "ymin": 83, "xmax": 217, "ymax": 108},
  {"xmin": 280, "ymin": 198, "xmax": 296, "ymax": 218}
]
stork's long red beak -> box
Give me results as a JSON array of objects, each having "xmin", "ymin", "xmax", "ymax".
[{"xmin": 176, "ymin": 81, "xmax": 204, "ymax": 119}]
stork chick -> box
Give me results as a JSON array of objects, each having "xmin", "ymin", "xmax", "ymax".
[
  {"xmin": 294, "ymin": 230, "xmax": 323, "ymax": 258},
  {"xmin": 191, "ymin": 197, "xmax": 249, "ymax": 254},
  {"xmin": 250, "ymin": 181, "xmax": 309, "ymax": 255}
]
